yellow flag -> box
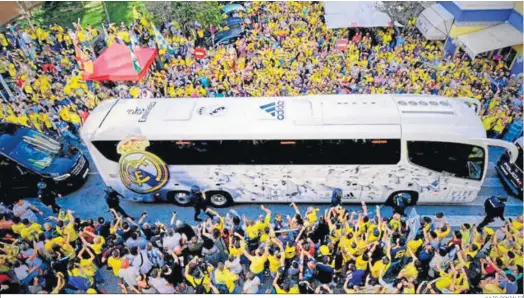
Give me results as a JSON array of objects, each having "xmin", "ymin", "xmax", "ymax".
[{"xmin": 132, "ymin": 6, "xmax": 140, "ymax": 20}]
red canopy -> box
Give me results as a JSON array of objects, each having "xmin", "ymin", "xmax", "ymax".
[{"xmin": 83, "ymin": 43, "xmax": 158, "ymax": 81}]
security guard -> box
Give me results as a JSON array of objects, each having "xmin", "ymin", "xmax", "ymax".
[
  {"xmin": 189, "ymin": 185, "xmax": 208, "ymax": 222},
  {"xmin": 477, "ymin": 195, "xmax": 507, "ymax": 231},
  {"xmin": 37, "ymin": 180, "xmax": 62, "ymax": 213}
]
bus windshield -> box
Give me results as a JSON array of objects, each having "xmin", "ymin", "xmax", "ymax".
[{"xmin": 8, "ymin": 130, "xmax": 61, "ymax": 171}]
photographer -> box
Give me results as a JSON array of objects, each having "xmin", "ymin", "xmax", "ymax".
[{"xmin": 184, "ymin": 257, "xmax": 213, "ymax": 294}]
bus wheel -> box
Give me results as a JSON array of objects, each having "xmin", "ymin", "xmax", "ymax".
[
  {"xmin": 386, "ymin": 191, "xmax": 419, "ymax": 206},
  {"xmin": 206, "ymin": 191, "xmax": 233, "ymax": 208},
  {"xmin": 169, "ymin": 191, "xmax": 191, "ymax": 206}
]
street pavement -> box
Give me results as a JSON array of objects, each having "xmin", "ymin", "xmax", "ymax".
[{"xmin": 22, "ymin": 145, "xmax": 523, "ymax": 293}]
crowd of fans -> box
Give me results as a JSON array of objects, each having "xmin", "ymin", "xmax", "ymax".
[
  {"xmin": 0, "ymin": 1, "xmax": 522, "ymax": 294},
  {"xmin": 0, "ymin": 2, "xmax": 522, "ymax": 142},
  {"xmin": 0, "ymin": 198, "xmax": 522, "ymax": 294}
]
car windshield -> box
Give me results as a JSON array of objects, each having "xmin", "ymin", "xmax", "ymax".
[{"xmin": 9, "ymin": 130, "xmax": 61, "ymax": 171}]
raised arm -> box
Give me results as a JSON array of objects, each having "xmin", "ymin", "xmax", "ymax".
[
  {"xmin": 290, "ymin": 202, "xmax": 301, "ymax": 216},
  {"xmin": 170, "ymin": 211, "xmax": 177, "ymax": 226},
  {"xmin": 361, "ymin": 201, "xmax": 368, "ymax": 216},
  {"xmin": 272, "ymin": 272, "xmax": 281, "ymax": 291},
  {"xmin": 261, "ymin": 205, "xmax": 272, "ymax": 218},
  {"xmin": 138, "ymin": 212, "xmax": 147, "ymax": 225}
]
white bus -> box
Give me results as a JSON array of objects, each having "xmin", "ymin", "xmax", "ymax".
[{"xmin": 81, "ymin": 95, "xmax": 518, "ymax": 207}]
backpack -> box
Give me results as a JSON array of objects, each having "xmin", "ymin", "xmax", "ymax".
[{"xmin": 194, "ymin": 275, "xmax": 207, "ymax": 294}]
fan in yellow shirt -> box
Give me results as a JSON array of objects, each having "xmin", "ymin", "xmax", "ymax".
[{"xmin": 243, "ymin": 239, "xmax": 269, "ymax": 275}]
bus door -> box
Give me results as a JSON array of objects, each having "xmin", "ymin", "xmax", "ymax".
[
  {"xmin": 407, "ymin": 141, "xmax": 485, "ymax": 203},
  {"xmin": 445, "ymin": 145, "xmax": 485, "ymax": 203}
]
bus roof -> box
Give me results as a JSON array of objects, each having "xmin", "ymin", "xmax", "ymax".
[{"xmin": 81, "ymin": 95, "xmax": 487, "ymax": 142}]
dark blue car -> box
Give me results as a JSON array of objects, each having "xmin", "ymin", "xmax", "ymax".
[
  {"xmin": 0, "ymin": 122, "xmax": 89, "ymax": 200},
  {"xmin": 207, "ymin": 27, "xmax": 244, "ymax": 47}
]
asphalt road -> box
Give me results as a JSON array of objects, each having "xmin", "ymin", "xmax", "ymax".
[{"xmin": 22, "ymin": 145, "xmax": 523, "ymax": 293}]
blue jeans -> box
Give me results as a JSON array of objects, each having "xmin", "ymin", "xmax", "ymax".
[
  {"xmin": 256, "ymin": 271, "xmax": 265, "ymax": 283},
  {"xmin": 20, "ymin": 270, "xmax": 39, "ymax": 286}
]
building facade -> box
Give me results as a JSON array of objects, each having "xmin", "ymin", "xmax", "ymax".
[{"xmin": 436, "ymin": 1, "xmax": 523, "ymax": 75}]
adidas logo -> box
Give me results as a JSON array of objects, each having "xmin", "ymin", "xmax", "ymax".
[{"xmin": 260, "ymin": 101, "xmax": 285, "ymax": 120}]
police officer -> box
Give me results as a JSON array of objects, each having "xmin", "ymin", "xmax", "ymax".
[
  {"xmin": 104, "ymin": 186, "xmax": 131, "ymax": 219},
  {"xmin": 331, "ymin": 188, "xmax": 342, "ymax": 207},
  {"xmin": 477, "ymin": 194, "xmax": 507, "ymax": 231},
  {"xmin": 392, "ymin": 193, "xmax": 409, "ymax": 216},
  {"xmin": 189, "ymin": 185, "xmax": 207, "ymax": 222},
  {"xmin": 37, "ymin": 180, "xmax": 62, "ymax": 213}
]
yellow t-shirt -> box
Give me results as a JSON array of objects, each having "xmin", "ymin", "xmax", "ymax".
[
  {"xmin": 268, "ymin": 254, "xmax": 282, "ymax": 273},
  {"xmin": 275, "ymin": 285, "xmax": 300, "ymax": 294},
  {"xmin": 56, "ymin": 221, "xmax": 78, "ymax": 242},
  {"xmin": 91, "ymin": 236, "xmax": 105, "ymax": 255},
  {"xmin": 435, "ymin": 270, "xmax": 452, "ymax": 290},
  {"xmin": 355, "ymin": 255, "xmax": 368, "ymax": 270},
  {"xmin": 370, "ymin": 260, "xmax": 390, "ymax": 278},
  {"xmin": 249, "ymin": 255, "xmax": 267, "ymax": 274},
  {"xmin": 107, "ymin": 257, "xmax": 121, "ymax": 276},
  {"xmin": 214, "ymin": 268, "xmax": 238, "ymax": 293},
  {"xmin": 399, "ymin": 262, "xmax": 418, "ymax": 280}
]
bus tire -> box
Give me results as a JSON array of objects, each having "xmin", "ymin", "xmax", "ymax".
[
  {"xmin": 385, "ymin": 191, "xmax": 419, "ymax": 206},
  {"xmin": 168, "ymin": 191, "xmax": 192, "ymax": 206},
  {"xmin": 206, "ymin": 191, "xmax": 233, "ymax": 208}
]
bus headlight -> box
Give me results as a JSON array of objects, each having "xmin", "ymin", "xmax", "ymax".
[{"xmin": 53, "ymin": 174, "xmax": 71, "ymax": 181}]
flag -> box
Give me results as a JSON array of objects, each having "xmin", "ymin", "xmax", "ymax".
[
  {"xmin": 151, "ymin": 22, "xmax": 173, "ymax": 55},
  {"xmin": 407, "ymin": 208, "xmax": 420, "ymax": 242},
  {"xmin": 132, "ymin": 5, "xmax": 141, "ymax": 20},
  {"xmin": 72, "ymin": 34, "xmax": 93, "ymax": 73},
  {"xmin": 129, "ymin": 39, "xmax": 142, "ymax": 73},
  {"xmin": 101, "ymin": 23, "xmax": 111, "ymax": 47}
]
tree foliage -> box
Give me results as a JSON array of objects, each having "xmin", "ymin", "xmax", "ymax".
[
  {"xmin": 145, "ymin": 1, "xmax": 223, "ymax": 34},
  {"xmin": 375, "ymin": 1, "xmax": 432, "ymax": 26}
]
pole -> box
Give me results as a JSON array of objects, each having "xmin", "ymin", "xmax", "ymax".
[
  {"xmin": 0, "ymin": 74, "xmax": 15, "ymax": 101},
  {"xmin": 102, "ymin": 1, "xmax": 110, "ymax": 23},
  {"xmin": 16, "ymin": 1, "xmax": 35, "ymax": 31}
]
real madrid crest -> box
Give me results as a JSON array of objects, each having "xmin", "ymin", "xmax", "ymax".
[{"xmin": 117, "ymin": 135, "xmax": 169, "ymax": 194}]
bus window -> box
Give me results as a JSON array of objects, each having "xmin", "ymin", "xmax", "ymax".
[
  {"xmin": 93, "ymin": 139, "xmax": 401, "ymax": 165},
  {"xmin": 407, "ymin": 141, "xmax": 485, "ymax": 181}
]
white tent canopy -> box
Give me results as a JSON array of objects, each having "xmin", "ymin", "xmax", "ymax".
[
  {"xmin": 323, "ymin": 1, "xmax": 402, "ymax": 28},
  {"xmin": 457, "ymin": 23, "xmax": 523, "ymax": 58},
  {"xmin": 416, "ymin": 4, "xmax": 454, "ymax": 40}
]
